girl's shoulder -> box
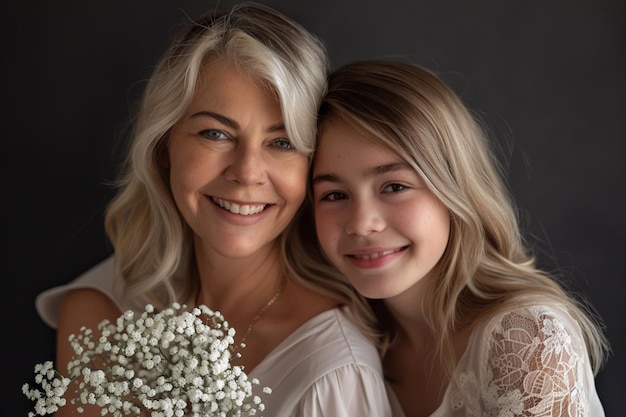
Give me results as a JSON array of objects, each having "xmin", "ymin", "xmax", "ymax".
[
  {"xmin": 449, "ymin": 304, "xmax": 603, "ymax": 416},
  {"xmin": 465, "ymin": 303, "xmax": 589, "ymax": 375},
  {"xmin": 478, "ymin": 304, "xmax": 585, "ymax": 347}
]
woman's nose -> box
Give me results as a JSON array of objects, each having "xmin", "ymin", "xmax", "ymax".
[{"xmin": 224, "ymin": 144, "xmax": 268, "ymax": 185}]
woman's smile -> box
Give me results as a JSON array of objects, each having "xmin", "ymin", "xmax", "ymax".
[
  {"xmin": 209, "ymin": 196, "xmax": 269, "ymax": 216},
  {"xmin": 168, "ymin": 58, "xmax": 308, "ymax": 259}
]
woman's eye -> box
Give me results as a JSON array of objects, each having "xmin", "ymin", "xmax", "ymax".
[
  {"xmin": 273, "ymin": 138, "xmax": 295, "ymax": 150},
  {"xmin": 200, "ymin": 129, "xmax": 228, "ymax": 140},
  {"xmin": 320, "ymin": 191, "xmax": 347, "ymax": 202},
  {"xmin": 383, "ymin": 183, "xmax": 406, "ymax": 193}
]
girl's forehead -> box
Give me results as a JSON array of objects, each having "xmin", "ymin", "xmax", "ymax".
[
  {"xmin": 318, "ymin": 119, "xmax": 405, "ymax": 161},
  {"xmin": 315, "ymin": 124, "xmax": 407, "ymax": 176}
]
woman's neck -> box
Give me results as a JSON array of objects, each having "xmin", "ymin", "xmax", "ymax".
[{"xmin": 193, "ymin": 239, "xmax": 285, "ymax": 313}]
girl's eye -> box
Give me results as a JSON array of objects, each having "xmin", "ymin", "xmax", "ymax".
[
  {"xmin": 200, "ymin": 129, "xmax": 228, "ymax": 141},
  {"xmin": 383, "ymin": 183, "xmax": 406, "ymax": 193},
  {"xmin": 273, "ymin": 138, "xmax": 295, "ymax": 150},
  {"xmin": 320, "ymin": 191, "xmax": 348, "ymax": 202}
]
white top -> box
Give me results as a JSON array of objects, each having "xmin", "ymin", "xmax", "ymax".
[
  {"xmin": 387, "ymin": 305, "xmax": 605, "ymax": 417},
  {"xmin": 36, "ymin": 256, "xmax": 392, "ymax": 417}
]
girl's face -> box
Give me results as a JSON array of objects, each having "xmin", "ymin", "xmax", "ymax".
[
  {"xmin": 312, "ymin": 118, "xmax": 450, "ymax": 300},
  {"xmin": 168, "ymin": 58, "xmax": 308, "ymax": 260}
]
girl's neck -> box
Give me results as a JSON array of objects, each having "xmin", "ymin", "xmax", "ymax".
[
  {"xmin": 383, "ymin": 289, "xmax": 450, "ymax": 417},
  {"xmin": 383, "ymin": 281, "xmax": 432, "ymax": 347}
]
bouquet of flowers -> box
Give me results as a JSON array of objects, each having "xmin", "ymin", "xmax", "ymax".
[{"xmin": 22, "ymin": 303, "xmax": 270, "ymax": 417}]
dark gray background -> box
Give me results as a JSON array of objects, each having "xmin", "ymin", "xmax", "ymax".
[{"xmin": 3, "ymin": 1, "xmax": 624, "ymax": 415}]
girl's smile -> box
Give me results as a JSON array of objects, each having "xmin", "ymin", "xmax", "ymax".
[{"xmin": 344, "ymin": 246, "xmax": 409, "ymax": 269}]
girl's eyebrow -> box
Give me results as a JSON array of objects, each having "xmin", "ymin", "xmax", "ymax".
[
  {"xmin": 311, "ymin": 173, "xmax": 339, "ymax": 185},
  {"xmin": 370, "ymin": 162, "xmax": 410, "ymax": 176},
  {"xmin": 312, "ymin": 162, "xmax": 411, "ymax": 185},
  {"xmin": 190, "ymin": 110, "xmax": 285, "ymax": 132}
]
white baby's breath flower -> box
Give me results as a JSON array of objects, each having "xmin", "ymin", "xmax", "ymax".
[{"xmin": 24, "ymin": 303, "xmax": 270, "ymax": 416}]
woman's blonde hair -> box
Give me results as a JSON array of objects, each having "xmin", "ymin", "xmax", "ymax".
[
  {"xmin": 105, "ymin": 3, "xmax": 331, "ymax": 312},
  {"xmin": 314, "ymin": 60, "xmax": 609, "ymax": 373}
]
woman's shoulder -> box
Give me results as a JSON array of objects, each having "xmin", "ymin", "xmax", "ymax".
[
  {"xmin": 252, "ymin": 306, "xmax": 390, "ymax": 416},
  {"xmin": 35, "ymin": 255, "xmax": 122, "ymax": 328},
  {"xmin": 250, "ymin": 306, "xmax": 383, "ymax": 389},
  {"xmin": 257, "ymin": 306, "xmax": 382, "ymax": 374},
  {"xmin": 329, "ymin": 306, "xmax": 383, "ymax": 365}
]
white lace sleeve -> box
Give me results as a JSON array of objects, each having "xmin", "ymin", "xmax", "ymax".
[{"xmin": 467, "ymin": 306, "xmax": 600, "ymax": 417}]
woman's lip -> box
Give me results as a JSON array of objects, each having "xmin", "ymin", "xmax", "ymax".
[
  {"xmin": 204, "ymin": 195, "xmax": 275, "ymax": 225},
  {"xmin": 209, "ymin": 196, "xmax": 269, "ymax": 215},
  {"xmin": 345, "ymin": 246, "xmax": 408, "ymax": 269}
]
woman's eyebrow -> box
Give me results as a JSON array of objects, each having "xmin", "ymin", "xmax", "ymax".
[
  {"xmin": 191, "ymin": 111, "xmax": 239, "ymax": 129},
  {"xmin": 190, "ymin": 110, "xmax": 285, "ymax": 132}
]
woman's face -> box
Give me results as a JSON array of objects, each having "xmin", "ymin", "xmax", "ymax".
[
  {"xmin": 312, "ymin": 118, "xmax": 450, "ymax": 300},
  {"xmin": 168, "ymin": 58, "xmax": 308, "ymax": 260}
]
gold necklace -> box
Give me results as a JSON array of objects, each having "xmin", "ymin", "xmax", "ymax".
[
  {"xmin": 234, "ymin": 280, "xmax": 284, "ymax": 354},
  {"xmin": 197, "ymin": 280, "xmax": 285, "ymax": 355}
]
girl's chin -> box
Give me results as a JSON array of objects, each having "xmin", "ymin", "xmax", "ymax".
[{"xmin": 347, "ymin": 279, "xmax": 399, "ymax": 300}]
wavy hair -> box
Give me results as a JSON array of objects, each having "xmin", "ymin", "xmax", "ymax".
[
  {"xmin": 314, "ymin": 60, "xmax": 609, "ymax": 374},
  {"xmin": 105, "ymin": 3, "xmax": 330, "ymax": 312}
]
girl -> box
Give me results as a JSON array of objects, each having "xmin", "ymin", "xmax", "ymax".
[{"xmin": 310, "ymin": 60, "xmax": 608, "ymax": 417}]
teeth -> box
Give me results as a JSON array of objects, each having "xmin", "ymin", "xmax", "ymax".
[
  {"xmin": 353, "ymin": 249, "xmax": 399, "ymax": 260},
  {"xmin": 212, "ymin": 198, "xmax": 265, "ymax": 215}
]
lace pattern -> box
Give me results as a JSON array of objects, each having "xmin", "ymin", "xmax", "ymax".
[{"xmin": 452, "ymin": 306, "xmax": 589, "ymax": 417}]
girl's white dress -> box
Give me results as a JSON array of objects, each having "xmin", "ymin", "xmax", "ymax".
[
  {"xmin": 386, "ymin": 304, "xmax": 605, "ymax": 417},
  {"xmin": 36, "ymin": 256, "xmax": 392, "ymax": 417}
]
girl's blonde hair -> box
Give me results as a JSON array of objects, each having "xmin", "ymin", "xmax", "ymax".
[{"xmin": 314, "ymin": 59, "xmax": 609, "ymax": 374}]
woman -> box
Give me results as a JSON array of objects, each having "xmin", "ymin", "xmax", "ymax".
[
  {"xmin": 36, "ymin": 5, "xmax": 390, "ymax": 416},
  {"xmin": 310, "ymin": 60, "xmax": 608, "ymax": 416}
]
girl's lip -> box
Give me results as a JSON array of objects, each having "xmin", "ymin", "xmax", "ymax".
[{"xmin": 345, "ymin": 246, "xmax": 408, "ymax": 269}]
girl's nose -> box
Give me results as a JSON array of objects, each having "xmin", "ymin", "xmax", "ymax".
[{"xmin": 345, "ymin": 199, "xmax": 385, "ymax": 236}]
